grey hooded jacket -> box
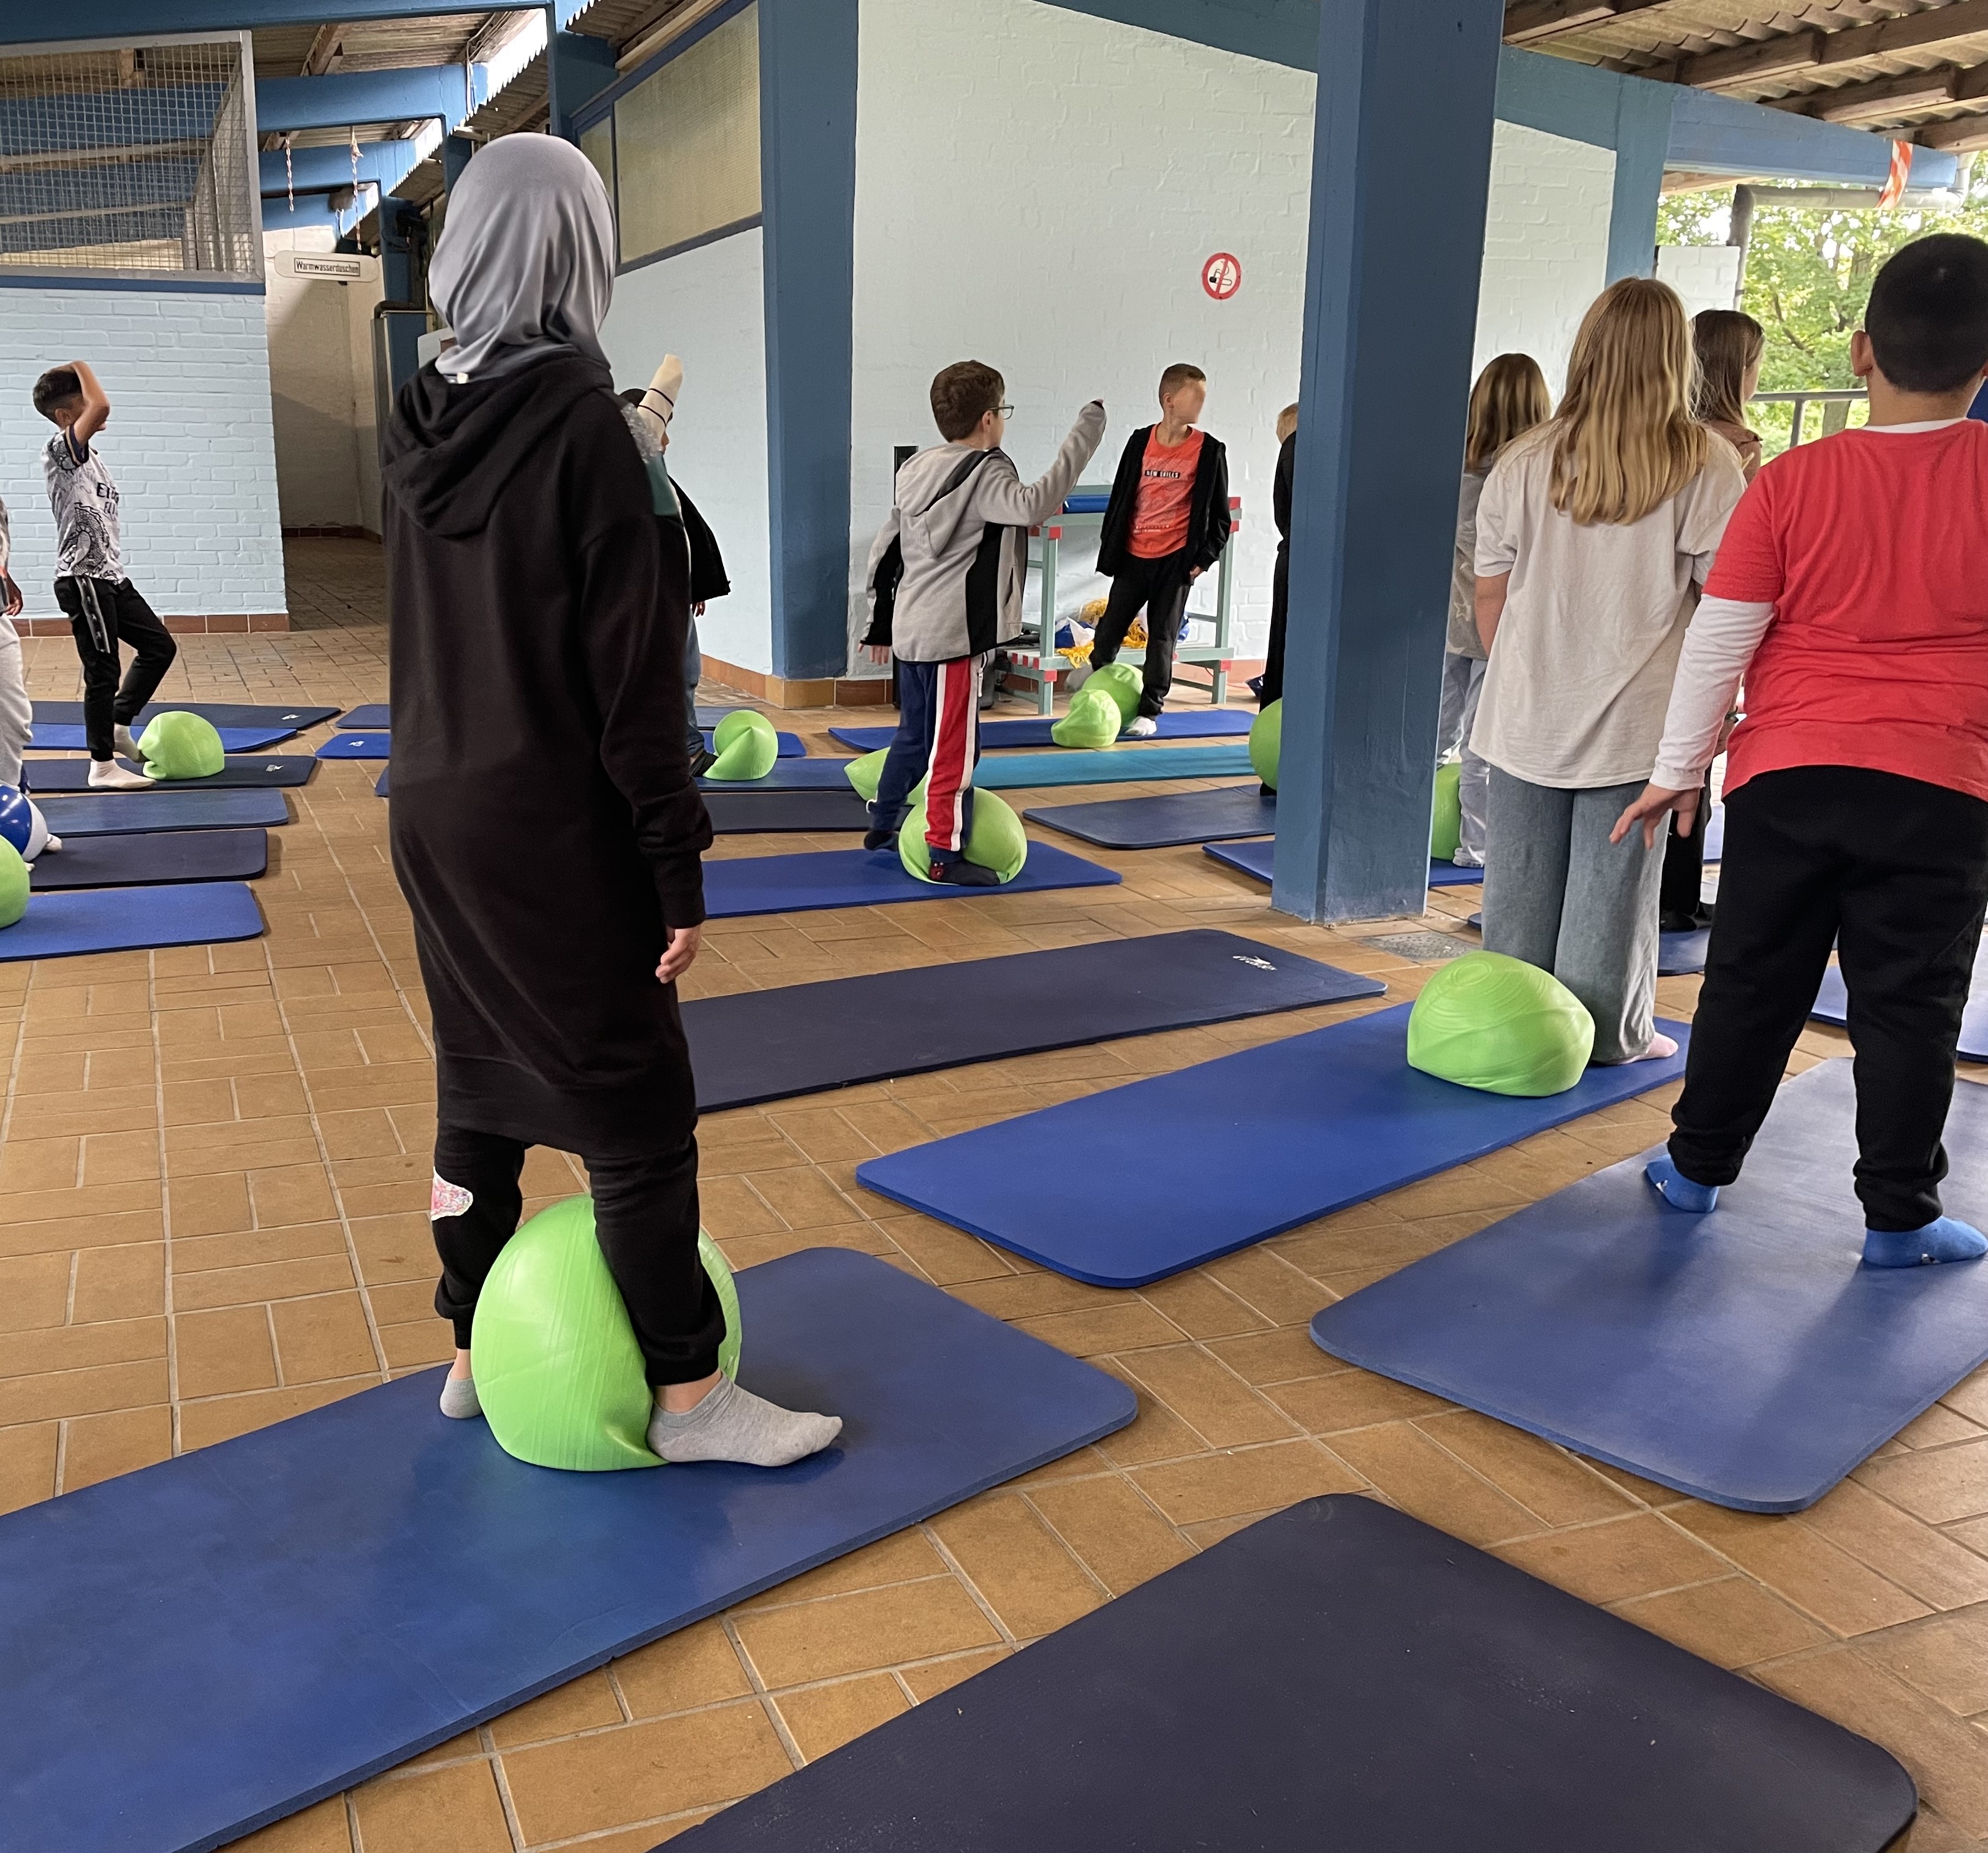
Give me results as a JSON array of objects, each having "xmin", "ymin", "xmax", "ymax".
[{"xmin": 864, "ymin": 402, "xmax": 1107, "ymax": 663}]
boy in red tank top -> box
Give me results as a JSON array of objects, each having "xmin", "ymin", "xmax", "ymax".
[{"xmin": 1615, "ymin": 234, "xmax": 1988, "ymax": 1267}]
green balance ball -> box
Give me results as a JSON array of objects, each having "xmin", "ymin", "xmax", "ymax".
[
  {"xmin": 1250, "ymin": 700, "xmax": 1281, "ymax": 790},
  {"xmin": 1087, "ymin": 661, "xmax": 1143, "ymax": 729},
  {"xmin": 899, "ymin": 786, "xmax": 1028, "ymax": 884},
  {"xmin": 1406, "ymin": 950, "xmax": 1595, "ymax": 1097},
  {"xmin": 705, "ymin": 709, "xmax": 778, "ymax": 782},
  {"xmin": 138, "ymin": 711, "xmax": 226, "ymax": 780},
  {"xmin": 1430, "ymin": 760, "xmax": 1463, "ymax": 862},
  {"xmin": 0, "ymin": 838, "xmax": 26, "ymax": 928},
  {"xmin": 1051, "ymin": 686, "xmax": 1121, "ymax": 749},
  {"xmin": 471, "ymin": 1194, "xmax": 742, "ymax": 1472},
  {"xmin": 844, "ymin": 747, "xmax": 888, "ymax": 801}
]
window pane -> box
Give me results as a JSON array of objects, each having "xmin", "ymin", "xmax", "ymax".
[
  {"xmin": 579, "ymin": 114, "xmax": 614, "ymax": 210},
  {"xmin": 613, "ymin": 4, "xmax": 760, "ymax": 267}
]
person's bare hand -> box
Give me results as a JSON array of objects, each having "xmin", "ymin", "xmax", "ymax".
[
  {"xmin": 656, "ymin": 923, "xmax": 703, "ymax": 984},
  {"xmin": 1, "ymin": 577, "xmax": 20, "ymax": 619},
  {"xmin": 1611, "ymin": 783, "xmax": 1699, "ymax": 851},
  {"xmin": 1188, "ymin": 565, "xmax": 1204, "ymax": 580},
  {"xmin": 865, "ymin": 644, "xmax": 890, "ymax": 666}
]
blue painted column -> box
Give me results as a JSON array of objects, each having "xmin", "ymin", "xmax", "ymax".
[
  {"xmin": 545, "ymin": 16, "xmax": 618, "ymax": 145},
  {"xmin": 1606, "ymin": 81, "xmax": 1674, "ymax": 282},
  {"xmin": 1272, "ymin": 0, "xmax": 1504, "ymax": 925},
  {"xmin": 759, "ymin": 0, "xmax": 859, "ymax": 684},
  {"xmin": 441, "ymin": 134, "xmax": 474, "ymax": 195}
]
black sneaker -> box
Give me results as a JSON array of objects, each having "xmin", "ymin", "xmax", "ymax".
[
  {"xmin": 1659, "ymin": 909, "xmax": 1701, "ymax": 934},
  {"xmin": 931, "ymin": 857, "xmax": 1000, "ymax": 887},
  {"xmin": 689, "ymin": 746, "xmax": 718, "ymax": 778}
]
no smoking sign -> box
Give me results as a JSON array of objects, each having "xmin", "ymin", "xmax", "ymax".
[{"xmin": 1202, "ymin": 251, "xmax": 1242, "ymax": 301}]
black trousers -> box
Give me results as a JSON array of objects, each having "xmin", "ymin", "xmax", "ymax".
[
  {"xmin": 1091, "ymin": 553, "xmax": 1192, "ymax": 718},
  {"xmin": 1258, "ymin": 543, "xmax": 1290, "ymax": 706},
  {"xmin": 1669, "ymin": 765, "xmax": 1988, "ymax": 1231},
  {"xmin": 431, "ymin": 1123, "xmax": 726, "ymax": 1385},
  {"xmin": 52, "ymin": 576, "xmax": 176, "ymax": 762},
  {"xmin": 1658, "ymin": 779, "xmax": 1712, "ymax": 924}
]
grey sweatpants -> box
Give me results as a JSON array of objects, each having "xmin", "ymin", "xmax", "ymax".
[
  {"xmin": 1481, "ymin": 766, "xmax": 1664, "ymax": 1065},
  {"xmin": 1436, "ymin": 651, "xmax": 1489, "ymax": 865}
]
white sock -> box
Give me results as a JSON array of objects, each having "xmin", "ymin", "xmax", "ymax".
[{"xmin": 648, "ymin": 1375, "xmax": 841, "ymax": 1467}]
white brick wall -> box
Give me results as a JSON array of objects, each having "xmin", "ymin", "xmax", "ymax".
[
  {"xmin": 600, "ymin": 229, "xmax": 773, "ymax": 675},
  {"xmin": 264, "ymin": 225, "xmax": 385, "ymax": 533},
  {"xmin": 0, "ymin": 284, "xmax": 286, "ymax": 619},
  {"xmin": 1474, "ymin": 121, "xmax": 1616, "ymax": 396}
]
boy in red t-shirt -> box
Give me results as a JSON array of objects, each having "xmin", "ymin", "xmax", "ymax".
[
  {"xmin": 1615, "ymin": 234, "xmax": 1988, "ymax": 1267},
  {"xmin": 1091, "ymin": 364, "xmax": 1231, "ymax": 735}
]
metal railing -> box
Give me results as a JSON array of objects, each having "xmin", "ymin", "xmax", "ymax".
[{"xmin": 1752, "ymin": 388, "xmax": 1867, "ymax": 447}]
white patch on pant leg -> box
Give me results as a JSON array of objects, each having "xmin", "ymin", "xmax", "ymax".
[{"xmin": 430, "ymin": 1174, "xmax": 473, "ymax": 1221}]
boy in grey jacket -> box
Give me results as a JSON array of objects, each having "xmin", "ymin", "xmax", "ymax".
[{"xmin": 860, "ymin": 362, "xmax": 1105, "ymax": 882}]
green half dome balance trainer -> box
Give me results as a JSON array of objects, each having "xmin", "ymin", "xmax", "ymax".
[
  {"xmin": 0, "ymin": 838, "xmax": 26, "ymax": 928},
  {"xmin": 1407, "ymin": 950, "xmax": 1594, "ymax": 1098},
  {"xmin": 1051, "ymin": 687, "xmax": 1121, "ymax": 749},
  {"xmin": 1250, "ymin": 700, "xmax": 1281, "ymax": 790},
  {"xmin": 899, "ymin": 787, "xmax": 1029, "ymax": 885},
  {"xmin": 470, "ymin": 1195, "xmax": 742, "ymax": 1471},
  {"xmin": 843, "ymin": 748, "xmax": 888, "ymax": 801},
  {"xmin": 705, "ymin": 709, "xmax": 780, "ymax": 782},
  {"xmin": 1087, "ymin": 662, "xmax": 1143, "ymax": 729},
  {"xmin": 138, "ymin": 711, "xmax": 226, "ymax": 781},
  {"xmin": 1430, "ymin": 760, "xmax": 1462, "ymax": 862}
]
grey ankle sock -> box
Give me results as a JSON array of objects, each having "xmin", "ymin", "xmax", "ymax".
[
  {"xmin": 647, "ymin": 1375, "xmax": 841, "ymax": 1467},
  {"xmin": 438, "ymin": 1372, "xmax": 482, "ymax": 1420}
]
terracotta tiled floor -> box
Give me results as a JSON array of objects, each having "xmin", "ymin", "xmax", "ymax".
[{"xmin": 6, "ymin": 538, "xmax": 1987, "ymax": 1850}]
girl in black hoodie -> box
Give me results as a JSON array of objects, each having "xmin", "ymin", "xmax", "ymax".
[{"xmin": 381, "ymin": 133, "xmax": 837, "ymax": 1468}]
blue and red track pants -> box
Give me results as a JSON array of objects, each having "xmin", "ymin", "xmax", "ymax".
[{"xmin": 873, "ymin": 653, "xmax": 983, "ymax": 858}]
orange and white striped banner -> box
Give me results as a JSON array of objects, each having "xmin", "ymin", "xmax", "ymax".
[{"xmin": 1879, "ymin": 140, "xmax": 1913, "ymax": 210}]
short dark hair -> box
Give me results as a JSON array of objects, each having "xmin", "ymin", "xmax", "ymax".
[
  {"xmin": 930, "ymin": 361, "xmax": 1004, "ymax": 442},
  {"xmin": 1865, "ymin": 234, "xmax": 1988, "ymax": 394},
  {"xmin": 32, "ymin": 366, "xmax": 80, "ymax": 419},
  {"xmin": 1158, "ymin": 363, "xmax": 1205, "ymax": 403}
]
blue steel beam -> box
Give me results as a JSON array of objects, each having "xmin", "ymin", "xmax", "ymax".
[
  {"xmin": 260, "ymin": 139, "xmax": 422, "ymax": 197},
  {"xmin": 257, "ymin": 65, "xmax": 487, "ymax": 135},
  {"xmin": 0, "ymin": 0, "xmax": 594, "ymax": 41}
]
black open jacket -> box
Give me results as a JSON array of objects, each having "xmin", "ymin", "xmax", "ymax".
[
  {"xmin": 1096, "ymin": 425, "xmax": 1232, "ymax": 577},
  {"xmin": 381, "ymin": 349, "xmax": 710, "ymax": 1154}
]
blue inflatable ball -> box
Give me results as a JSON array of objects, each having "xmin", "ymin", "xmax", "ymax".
[{"xmin": 0, "ymin": 786, "xmax": 32, "ymax": 857}]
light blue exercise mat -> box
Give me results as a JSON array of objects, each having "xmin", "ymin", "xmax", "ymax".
[
  {"xmin": 1205, "ymin": 837, "xmax": 1485, "ymax": 889},
  {"xmin": 829, "ymin": 711, "xmax": 1256, "ymax": 752}
]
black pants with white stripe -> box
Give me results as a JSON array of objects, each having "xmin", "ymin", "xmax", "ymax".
[{"xmin": 53, "ymin": 575, "xmax": 176, "ymax": 761}]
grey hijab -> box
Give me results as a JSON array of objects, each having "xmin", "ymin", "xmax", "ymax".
[{"xmin": 428, "ymin": 133, "xmax": 615, "ymax": 381}]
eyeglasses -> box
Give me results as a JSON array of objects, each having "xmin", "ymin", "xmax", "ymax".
[{"xmin": 996, "ymin": 404, "xmax": 1015, "ymax": 417}]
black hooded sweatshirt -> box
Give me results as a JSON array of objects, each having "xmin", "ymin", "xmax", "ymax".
[{"xmin": 382, "ymin": 349, "xmax": 711, "ymax": 1156}]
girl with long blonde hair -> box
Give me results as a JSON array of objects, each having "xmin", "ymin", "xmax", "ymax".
[
  {"xmin": 1468, "ymin": 278, "xmax": 1747, "ymax": 1065},
  {"xmin": 1441, "ymin": 354, "xmax": 1552, "ymax": 866}
]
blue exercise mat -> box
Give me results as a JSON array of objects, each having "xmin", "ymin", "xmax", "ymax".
[
  {"xmin": 31, "ymin": 700, "xmax": 338, "ymax": 730},
  {"xmin": 1813, "ymin": 937, "xmax": 1988, "ymax": 1061},
  {"xmin": 32, "ymin": 789, "xmax": 289, "ymax": 837},
  {"xmin": 1312, "ymin": 1056, "xmax": 1988, "ymax": 1512},
  {"xmin": 0, "ymin": 1248, "xmax": 1132, "ymax": 1853},
  {"xmin": 0, "ymin": 881, "xmax": 262, "ymax": 961},
  {"xmin": 703, "ymin": 789, "xmax": 874, "ymax": 834},
  {"xmin": 686, "ymin": 930, "xmax": 1383, "ymax": 1111},
  {"xmin": 704, "ymin": 843, "xmax": 1118, "ymax": 918},
  {"xmin": 676, "ymin": 1495, "xmax": 1914, "ymax": 1853},
  {"xmin": 1204, "ymin": 836, "xmax": 1485, "ymax": 889},
  {"xmin": 374, "ymin": 767, "xmax": 390, "ymax": 797},
  {"xmin": 856, "ymin": 1002, "xmax": 1687, "ymax": 1287},
  {"xmin": 1659, "ymin": 927, "xmax": 1709, "ymax": 976},
  {"xmin": 24, "ymin": 756, "xmax": 315, "ymax": 791},
  {"xmin": 28, "ymin": 723, "xmax": 297, "ymax": 753},
  {"xmin": 1026, "ymin": 783, "xmax": 1275, "ymax": 849},
  {"xmin": 699, "ymin": 758, "xmax": 857, "ymax": 792},
  {"xmin": 28, "ymin": 828, "xmax": 265, "ymax": 890},
  {"xmin": 339, "ymin": 704, "xmax": 739, "ymax": 732},
  {"xmin": 316, "ymin": 732, "xmax": 392, "ymax": 760},
  {"xmin": 975, "ymin": 745, "xmax": 1253, "ymax": 788},
  {"xmin": 830, "ymin": 711, "xmax": 1256, "ymax": 752}
]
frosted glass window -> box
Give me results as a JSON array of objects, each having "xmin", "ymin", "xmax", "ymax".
[
  {"xmin": 579, "ymin": 115, "xmax": 614, "ymax": 204},
  {"xmin": 613, "ymin": 4, "xmax": 760, "ymax": 267}
]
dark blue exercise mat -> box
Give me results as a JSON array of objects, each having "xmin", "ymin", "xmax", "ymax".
[
  {"xmin": 1814, "ymin": 937, "xmax": 1988, "ymax": 1061},
  {"xmin": 1026, "ymin": 783, "xmax": 1275, "ymax": 849},
  {"xmin": 686, "ymin": 930, "xmax": 1384, "ymax": 1111},
  {"xmin": 31, "ymin": 700, "xmax": 339, "ymax": 730},
  {"xmin": 672, "ymin": 1495, "xmax": 1914, "ymax": 1853},
  {"xmin": 1659, "ymin": 927, "xmax": 1709, "ymax": 976},
  {"xmin": 0, "ymin": 1248, "xmax": 1133, "ymax": 1853},
  {"xmin": 829, "ymin": 710, "xmax": 1256, "ymax": 752},
  {"xmin": 28, "ymin": 828, "xmax": 267, "ymax": 890},
  {"xmin": 1312, "ymin": 1057, "xmax": 1988, "ymax": 1512},
  {"xmin": 855, "ymin": 1002, "xmax": 1687, "ymax": 1287},
  {"xmin": 977, "ymin": 744, "xmax": 1253, "ymax": 788},
  {"xmin": 699, "ymin": 757, "xmax": 857, "ymax": 792},
  {"xmin": 315, "ymin": 732, "xmax": 392, "ymax": 759},
  {"xmin": 29, "ymin": 723, "xmax": 298, "ymax": 753},
  {"xmin": 374, "ymin": 767, "xmax": 390, "ymax": 798},
  {"xmin": 32, "ymin": 789, "xmax": 289, "ymax": 837},
  {"xmin": 704, "ymin": 843, "xmax": 1119, "ymax": 918},
  {"xmin": 1204, "ymin": 836, "xmax": 1485, "ymax": 889},
  {"xmin": 338, "ymin": 705, "xmax": 737, "ymax": 732},
  {"xmin": 0, "ymin": 882, "xmax": 262, "ymax": 962},
  {"xmin": 24, "ymin": 756, "xmax": 316, "ymax": 791},
  {"xmin": 702, "ymin": 789, "xmax": 873, "ymax": 834}
]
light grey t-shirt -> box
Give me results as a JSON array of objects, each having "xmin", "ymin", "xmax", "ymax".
[
  {"xmin": 42, "ymin": 428, "xmax": 123, "ymax": 582},
  {"xmin": 1471, "ymin": 425, "xmax": 1746, "ymax": 789}
]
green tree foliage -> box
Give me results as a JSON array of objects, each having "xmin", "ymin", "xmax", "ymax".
[{"xmin": 1660, "ymin": 160, "xmax": 1984, "ymax": 455}]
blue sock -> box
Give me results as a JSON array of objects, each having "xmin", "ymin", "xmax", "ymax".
[
  {"xmin": 1645, "ymin": 1155, "xmax": 1719, "ymax": 1214},
  {"xmin": 1862, "ymin": 1218, "xmax": 1988, "ymax": 1268}
]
